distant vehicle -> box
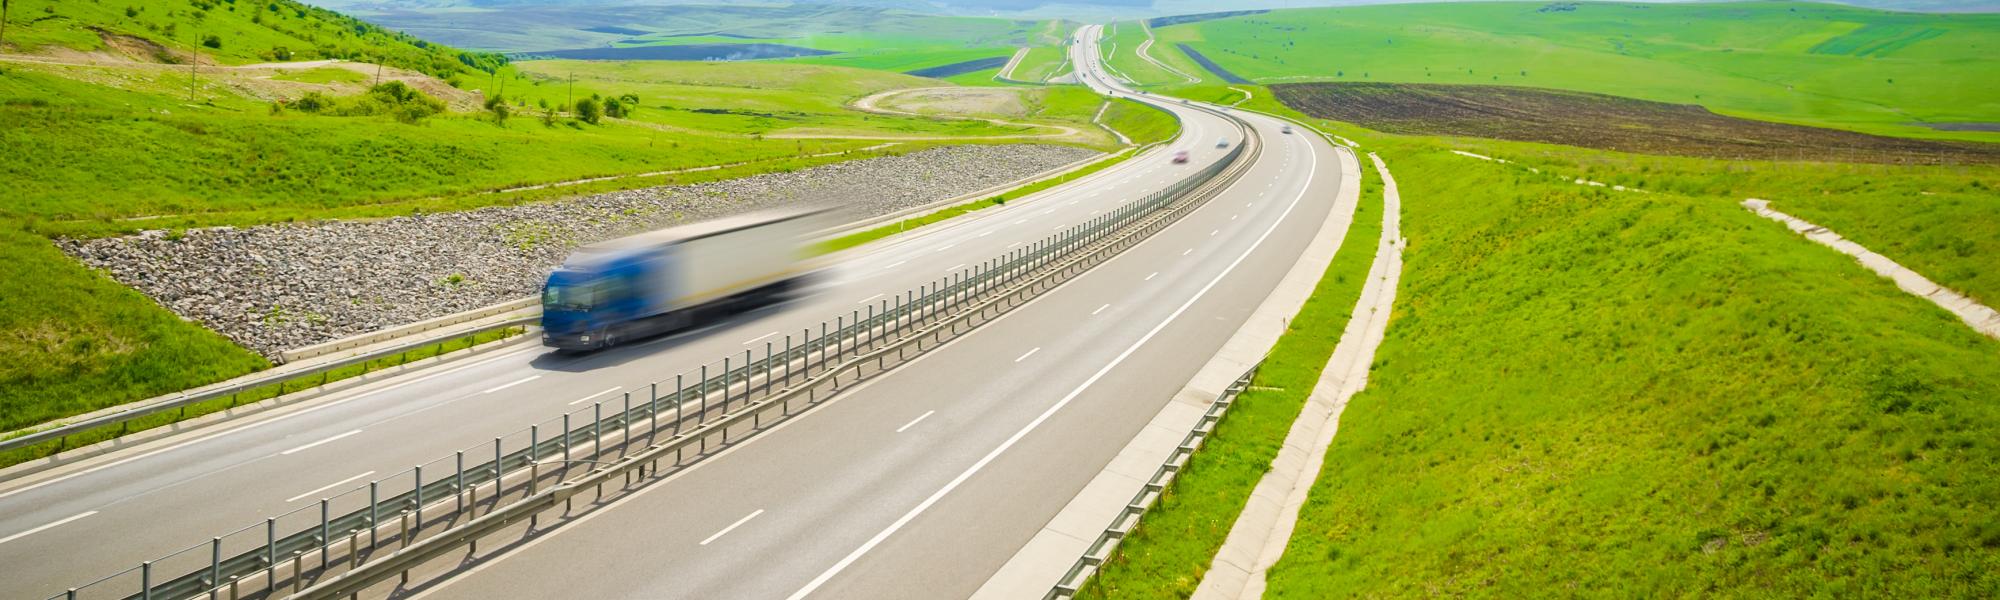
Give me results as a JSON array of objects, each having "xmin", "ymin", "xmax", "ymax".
[
  {"xmin": 1281, "ymin": 125, "xmax": 1294, "ymax": 134},
  {"xmin": 541, "ymin": 210, "xmax": 824, "ymax": 351},
  {"xmin": 1172, "ymin": 150, "xmax": 1190, "ymax": 164},
  {"xmin": 1180, "ymin": 99, "xmax": 1190, "ymax": 104},
  {"xmin": 1216, "ymin": 138, "xmax": 1230, "ymax": 149}
]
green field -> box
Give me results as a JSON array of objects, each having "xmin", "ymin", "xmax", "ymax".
[
  {"xmin": 1123, "ymin": 1, "xmax": 2000, "ymax": 141},
  {"xmin": 1009, "ymin": 46, "xmax": 1069, "ymax": 82},
  {"xmin": 1259, "ymin": 134, "xmax": 2000, "ymax": 597}
]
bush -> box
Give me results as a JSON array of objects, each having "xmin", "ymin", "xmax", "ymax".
[
  {"xmin": 202, "ymin": 34, "xmax": 223, "ymax": 49},
  {"xmin": 484, "ymin": 93, "xmax": 510, "ymax": 124},
  {"xmin": 603, "ymin": 97, "xmax": 626, "ymax": 119},
  {"xmin": 574, "ymin": 97, "xmax": 601, "ymax": 124}
]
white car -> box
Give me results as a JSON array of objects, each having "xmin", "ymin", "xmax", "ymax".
[
  {"xmin": 1216, "ymin": 138, "xmax": 1230, "ymax": 149},
  {"xmin": 1281, "ymin": 125, "xmax": 1294, "ymax": 134}
]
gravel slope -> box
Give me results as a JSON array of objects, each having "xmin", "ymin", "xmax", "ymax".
[{"xmin": 66, "ymin": 144, "xmax": 1097, "ymax": 357}]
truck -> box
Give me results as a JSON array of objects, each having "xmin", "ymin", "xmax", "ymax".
[{"xmin": 540, "ymin": 210, "xmax": 826, "ymax": 351}]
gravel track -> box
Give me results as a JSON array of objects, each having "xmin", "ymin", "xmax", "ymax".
[{"xmin": 65, "ymin": 144, "xmax": 1096, "ymax": 358}]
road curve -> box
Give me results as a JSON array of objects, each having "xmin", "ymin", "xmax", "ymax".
[
  {"xmin": 397, "ymin": 24, "xmax": 1352, "ymax": 600},
  {"xmin": 0, "ymin": 39, "xmax": 1245, "ymax": 600}
]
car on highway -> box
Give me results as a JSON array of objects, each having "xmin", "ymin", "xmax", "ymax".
[
  {"xmin": 1282, "ymin": 125, "xmax": 1294, "ymax": 134},
  {"xmin": 1216, "ymin": 138, "xmax": 1230, "ymax": 149},
  {"xmin": 1172, "ymin": 150, "xmax": 1190, "ymax": 164}
]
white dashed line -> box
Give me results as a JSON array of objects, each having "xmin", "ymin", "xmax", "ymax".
[
  {"xmin": 0, "ymin": 512, "xmax": 98, "ymax": 546},
  {"xmin": 742, "ymin": 331, "xmax": 779, "ymax": 344},
  {"xmin": 1092, "ymin": 304, "xmax": 1110, "ymax": 315},
  {"xmin": 481, "ymin": 375, "xmax": 540, "ymax": 394},
  {"xmin": 895, "ymin": 410, "xmax": 936, "ymax": 433},
  {"xmin": 279, "ymin": 429, "xmax": 363, "ymax": 456},
  {"xmin": 568, "ymin": 386, "xmax": 622, "ymax": 406},
  {"xmin": 701, "ymin": 510, "xmax": 765, "ymax": 546},
  {"xmin": 1015, "ymin": 347, "xmax": 1041, "ymax": 362},
  {"xmin": 285, "ymin": 471, "xmax": 376, "ymax": 503},
  {"xmin": 1145, "ymin": 272, "xmax": 1158, "ymax": 281}
]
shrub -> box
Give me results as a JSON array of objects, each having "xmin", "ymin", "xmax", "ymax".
[
  {"xmin": 202, "ymin": 34, "xmax": 223, "ymax": 49},
  {"xmin": 603, "ymin": 97, "xmax": 626, "ymax": 119},
  {"xmin": 484, "ymin": 93, "xmax": 510, "ymax": 124},
  {"xmin": 574, "ymin": 97, "xmax": 601, "ymax": 124}
]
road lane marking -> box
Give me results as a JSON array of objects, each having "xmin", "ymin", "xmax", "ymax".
[
  {"xmin": 935, "ymin": 244, "xmax": 954, "ymax": 252},
  {"xmin": 285, "ymin": 471, "xmax": 376, "ymax": 503},
  {"xmin": 1231, "ymin": 214, "xmax": 1238, "ymax": 220},
  {"xmin": 1041, "ymin": 209, "xmax": 1056, "ymax": 215},
  {"xmin": 480, "ymin": 375, "xmax": 540, "ymax": 394},
  {"xmin": 1014, "ymin": 219, "xmax": 1028, "ymax": 225},
  {"xmin": 279, "ymin": 429, "xmax": 363, "ymax": 456},
  {"xmin": 1014, "ymin": 347, "xmax": 1041, "ymax": 362},
  {"xmin": 978, "ymin": 231, "xmax": 993, "ymax": 238},
  {"xmin": 1210, "ymin": 229, "xmax": 1219, "ymax": 236},
  {"xmin": 0, "ymin": 346, "xmax": 539, "ymax": 503},
  {"xmin": 567, "ymin": 387, "xmax": 622, "ymax": 406},
  {"xmin": 1145, "ymin": 272, "xmax": 1158, "ymax": 281},
  {"xmin": 1092, "ymin": 304, "xmax": 1110, "ymax": 315},
  {"xmin": 743, "ymin": 331, "xmax": 779, "ymax": 344},
  {"xmin": 1006, "ymin": 242, "xmax": 1023, "ymax": 249},
  {"xmin": 701, "ymin": 509, "xmax": 765, "ymax": 546},
  {"xmin": 785, "ymin": 118, "xmax": 1322, "ymax": 600},
  {"xmin": 856, "ymin": 294, "xmax": 883, "ymax": 305},
  {"xmin": 945, "ymin": 264, "xmax": 965, "ymax": 272},
  {"xmin": 1183, "ymin": 248, "xmax": 1193, "ymax": 256},
  {"xmin": 883, "ymin": 261, "xmax": 907, "ymax": 270},
  {"xmin": 895, "ymin": 411, "xmax": 936, "ymax": 433},
  {"xmin": 0, "ymin": 511, "xmax": 97, "ymax": 546}
]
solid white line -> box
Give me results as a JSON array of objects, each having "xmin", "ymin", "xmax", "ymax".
[
  {"xmin": 1014, "ymin": 347, "xmax": 1041, "ymax": 362},
  {"xmin": 480, "ymin": 375, "xmax": 540, "ymax": 394},
  {"xmin": 1092, "ymin": 304, "xmax": 1110, "ymax": 315},
  {"xmin": 785, "ymin": 122, "xmax": 1321, "ymax": 600},
  {"xmin": 894, "ymin": 411, "xmax": 936, "ymax": 433},
  {"xmin": 856, "ymin": 294, "xmax": 884, "ymax": 305},
  {"xmin": 567, "ymin": 386, "xmax": 622, "ymax": 406},
  {"xmin": 743, "ymin": 331, "xmax": 779, "ymax": 345},
  {"xmin": 1145, "ymin": 272, "xmax": 1158, "ymax": 281},
  {"xmin": 945, "ymin": 264, "xmax": 965, "ymax": 272},
  {"xmin": 700, "ymin": 509, "xmax": 765, "ymax": 546},
  {"xmin": 0, "ymin": 346, "xmax": 538, "ymax": 503},
  {"xmin": 0, "ymin": 511, "xmax": 97, "ymax": 546},
  {"xmin": 279, "ymin": 429, "xmax": 362, "ymax": 456},
  {"xmin": 285, "ymin": 470, "xmax": 376, "ymax": 503}
]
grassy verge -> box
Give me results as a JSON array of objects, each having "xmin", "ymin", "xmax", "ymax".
[
  {"xmin": 1078, "ymin": 142, "xmax": 1382, "ymax": 599},
  {"xmin": 1262, "ymin": 138, "xmax": 2000, "ymax": 596},
  {"xmin": 0, "ymin": 326, "xmax": 526, "ymax": 469},
  {"xmin": 816, "ymin": 147, "xmax": 1141, "ymax": 254}
]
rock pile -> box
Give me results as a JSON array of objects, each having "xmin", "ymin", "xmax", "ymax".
[{"xmin": 65, "ymin": 144, "xmax": 1097, "ymax": 358}]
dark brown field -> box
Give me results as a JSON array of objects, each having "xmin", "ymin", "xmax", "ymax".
[{"xmin": 1271, "ymin": 82, "xmax": 2000, "ymax": 164}]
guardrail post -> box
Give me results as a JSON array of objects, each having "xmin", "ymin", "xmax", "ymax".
[
  {"xmin": 455, "ymin": 451, "xmax": 466, "ymax": 513},
  {"xmin": 529, "ymin": 424, "xmax": 540, "ymax": 470},
  {"xmin": 209, "ymin": 536, "xmax": 221, "ymax": 600},
  {"xmin": 492, "ymin": 437, "xmax": 503, "ymax": 501},
  {"xmin": 698, "ymin": 366, "xmax": 709, "ymax": 426},
  {"xmin": 592, "ymin": 402, "xmax": 603, "ymax": 462},
  {"xmin": 763, "ymin": 341, "xmax": 773, "ymax": 398},
  {"xmin": 319, "ymin": 499, "xmax": 330, "ymax": 570},
  {"xmin": 621, "ymin": 392, "xmax": 633, "ymax": 458},
  {"xmin": 369, "ymin": 481, "xmax": 379, "ymax": 547},
  {"xmin": 649, "ymin": 383, "xmax": 659, "ymax": 437},
  {"xmin": 141, "ymin": 561, "xmax": 151, "ymax": 600},
  {"xmin": 786, "ymin": 335, "xmax": 796, "ymax": 388},
  {"xmin": 675, "ymin": 375, "xmax": 685, "ymax": 435},
  {"xmin": 266, "ymin": 518, "xmax": 277, "ymax": 593},
  {"xmin": 561, "ymin": 414, "xmax": 571, "ymax": 477},
  {"xmin": 414, "ymin": 465, "xmax": 425, "ymax": 536}
]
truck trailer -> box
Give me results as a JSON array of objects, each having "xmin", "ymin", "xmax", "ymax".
[{"xmin": 540, "ymin": 210, "xmax": 825, "ymax": 351}]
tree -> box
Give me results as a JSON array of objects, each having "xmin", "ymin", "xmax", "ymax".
[
  {"xmin": 484, "ymin": 93, "xmax": 510, "ymax": 125},
  {"xmin": 603, "ymin": 97, "xmax": 626, "ymax": 119},
  {"xmin": 202, "ymin": 34, "xmax": 223, "ymax": 49},
  {"xmin": 574, "ymin": 97, "xmax": 601, "ymax": 124},
  {"xmin": 2, "ymin": 0, "xmax": 12, "ymax": 52}
]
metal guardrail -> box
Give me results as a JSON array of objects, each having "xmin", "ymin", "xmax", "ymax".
[
  {"xmin": 1046, "ymin": 362, "xmax": 1261, "ymax": 599},
  {"xmin": 0, "ymin": 318, "xmax": 537, "ymax": 457},
  {"xmin": 46, "ymin": 119, "xmax": 1256, "ymax": 600}
]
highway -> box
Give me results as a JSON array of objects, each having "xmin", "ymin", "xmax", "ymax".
[
  {"xmin": 0, "ymin": 28, "xmax": 1251, "ymax": 600},
  {"xmin": 394, "ymin": 24, "xmax": 1354, "ymax": 600},
  {"xmin": 0, "ymin": 25, "xmax": 1348, "ymax": 600}
]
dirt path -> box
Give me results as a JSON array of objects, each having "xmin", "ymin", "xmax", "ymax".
[
  {"xmin": 1195, "ymin": 149, "xmax": 1405, "ymax": 600},
  {"xmin": 1743, "ymin": 199, "xmax": 2000, "ymax": 339},
  {"xmin": 783, "ymin": 87, "xmax": 1089, "ymax": 143},
  {"xmin": 998, "ymin": 47, "xmax": 1030, "ymax": 81}
]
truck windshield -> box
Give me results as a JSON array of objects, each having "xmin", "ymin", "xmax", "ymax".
[{"xmin": 543, "ymin": 281, "xmax": 596, "ymax": 310}]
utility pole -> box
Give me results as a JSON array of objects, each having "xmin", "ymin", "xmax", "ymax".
[
  {"xmin": 374, "ymin": 59, "xmax": 383, "ymax": 86},
  {"xmin": 1, "ymin": 0, "xmax": 12, "ymax": 54},
  {"xmin": 189, "ymin": 42, "xmax": 199, "ymax": 101},
  {"xmin": 567, "ymin": 72, "xmax": 574, "ymax": 109}
]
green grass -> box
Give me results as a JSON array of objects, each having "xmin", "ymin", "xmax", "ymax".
[
  {"xmin": 1, "ymin": 0, "xmax": 503, "ymax": 75},
  {"xmin": 1138, "ymin": 1, "xmax": 2000, "ymax": 141},
  {"xmin": 1258, "ymin": 137, "xmax": 2000, "ymax": 596},
  {"xmin": 270, "ymin": 67, "xmax": 368, "ymax": 84},
  {"xmin": 816, "ymin": 145, "xmax": 1140, "ymax": 254},
  {"xmin": 1010, "ymin": 46, "xmax": 1069, "ymax": 82},
  {"xmin": 1099, "ymin": 97, "xmax": 1179, "ymax": 146},
  {"xmin": 1080, "ymin": 143, "xmax": 1383, "ymax": 599}
]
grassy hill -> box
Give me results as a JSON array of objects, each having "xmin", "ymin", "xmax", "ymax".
[
  {"xmin": 2, "ymin": 0, "xmax": 503, "ymax": 75},
  {"xmin": 1118, "ymin": 1, "xmax": 2000, "ymax": 141}
]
